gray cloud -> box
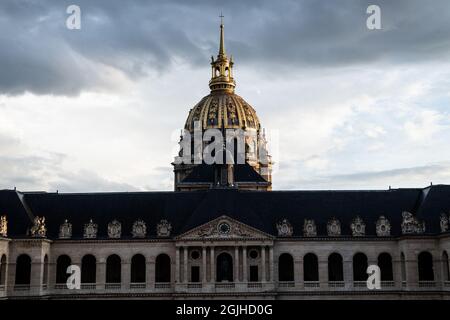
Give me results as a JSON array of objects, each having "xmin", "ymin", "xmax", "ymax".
[{"xmin": 1, "ymin": 0, "xmax": 450, "ymax": 95}]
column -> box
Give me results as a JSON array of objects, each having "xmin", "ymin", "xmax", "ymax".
[
  {"xmin": 122, "ymin": 260, "xmax": 131, "ymax": 289},
  {"xmin": 183, "ymin": 247, "xmax": 188, "ymax": 283},
  {"xmin": 234, "ymin": 246, "xmax": 239, "ymax": 282},
  {"xmin": 97, "ymin": 259, "xmax": 106, "ymax": 290},
  {"xmin": 318, "ymin": 258, "xmax": 328, "ymax": 288},
  {"xmin": 243, "ymin": 247, "xmax": 247, "ymax": 282},
  {"xmin": 294, "ymin": 259, "xmax": 303, "ymax": 288},
  {"xmin": 146, "ymin": 259, "xmax": 155, "ymax": 289},
  {"xmin": 261, "ymin": 246, "xmax": 266, "ymax": 282},
  {"xmin": 202, "ymin": 247, "xmax": 207, "ymax": 283},
  {"xmin": 30, "ymin": 259, "xmax": 44, "ymax": 295},
  {"xmin": 175, "ymin": 247, "xmax": 180, "ymax": 283},
  {"xmin": 343, "ymin": 258, "xmax": 353, "ymax": 290},
  {"xmin": 210, "ymin": 247, "xmax": 215, "ymax": 283},
  {"xmin": 269, "ymin": 247, "xmax": 274, "ymax": 282}
]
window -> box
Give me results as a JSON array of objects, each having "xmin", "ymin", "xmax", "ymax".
[
  {"xmin": 15, "ymin": 254, "xmax": 31, "ymax": 285},
  {"xmin": 56, "ymin": 255, "xmax": 71, "ymax": 284},
  {"xmin": 278, "ymin": 253, "xmax": 294, "ymax": 281},
  {"xmin": 328, "ymin": 253, "xmax": 343, "ymax": 281},
  {"xmin": 191, "ymin": 266, "xmax": 200, "ymax": 283},
  {"xmin": 0, "ymin": 254, "xmax": 6, "ymax": 286},
  {"xmin": 378, "ymin": 253, "xmax": 393, "ymax": 281},
  {"xmin": 401, "ymin": 252, "xmax": 406, "ymax": 282},
  {"xmin": 106, "ymin": 254, "xmax": 121, "ymax": 284},
  {"xmin": 216, "ymin": 252, "xmax": 233, "ymax": 282},
  {"xmin": 443, "ymin": 251, "xmax": 450, "ymax": 281},
  {"xmin": 81, "ymin": 254, "xmax": 96, "ymax": 284},
  {"xmin": 353, "ymin": 253, "xmax": 368, "ymax": 281},
  {"xmin": 250, "ymin": 265, "xmax": 259, "ymax": 282},
  {"xmin": 418, "ymin": 251, "xmax": 434, "ymax": 281},
  {"xmin": 42, "ymin": 255, "xmax": 48, "ymax": 285},
  {"xmin": 155, "ymin": 254, "xmax": 171, "ymax": 283},
  {"xmin": 303, "ymin": 253, "xmax": 319, "ymax": 281},
  {"xmin": 131, "ymin": 254, "xmax": 146, "ymax": 283}
]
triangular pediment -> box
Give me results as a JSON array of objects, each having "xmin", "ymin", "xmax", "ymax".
[{"xmin": 176, "ymin": 215, "xmax": 273, "ymax": 240}]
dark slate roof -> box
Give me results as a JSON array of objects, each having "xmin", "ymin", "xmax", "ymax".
[
  {"xmin": 0, "ymin": 185, "xmax": 449, "ymax": 239},
  {"xmin": 181, "ymin": 163, "xmax": 267, "ymax": 184}
]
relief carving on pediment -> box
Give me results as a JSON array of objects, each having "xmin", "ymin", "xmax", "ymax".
[{"xmin": 179, "ymin": 216, "xmax": 270, "ymax": 240}]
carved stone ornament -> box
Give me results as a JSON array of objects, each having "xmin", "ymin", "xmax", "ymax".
[
  {"xmin": 108, "ymin": 220, "xmax": 122, "ymax": 239},
  {"xmin": 0, "ymin": 215, "xmax": 7, "ymax": 237},
  {"xmin": 303, "ymin": 219, "xmax": 317, "ymax": 237},
  {"xmin": 157, "ymin": 219, "xmax": 172, "ymax": 237},
  {"xmin": 84, "ymin": 219, "xmax": 98, "ymax": 239},
  {"xmin": 30, "ymin": 216, "xmax": 47, "ymax": 238},
  {"xmin": 276, "ymin": 219, "xmax": 293, "ymax": 237},
  {"xmin": 350, "ymin": 216, "xmax": 366, "ymax": 236},
  {"xmin": 327, "ymin": 217, "xmax": 341, "ymax": 236},
  {"xmin": 132, "ymin": 219, "xmax": 147, "ymax": 238},
  {"xmin": 59, "ymin": 219, "xmax": 72, "ymax": 239},
  {"xmin": 401, "ymin": 211, "xmax": 425, "ymax": 234},
  {"xmin": 376, "ymin": 216, "xmax": 391, "ymax": 237},
  {"xmin": 440, "ymin": 213, "xmax": 449, "ymax": 233}
]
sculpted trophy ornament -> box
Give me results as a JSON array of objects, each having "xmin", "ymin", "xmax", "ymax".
[
  {"xmin": 440, "ymin": 213, "xmax": 449, "ymax": 233},
  {"xmin": 401, "ymin": 211, "xmax": 425, "ymax": 234},
  {"xmin": 108, "ymin": 220, "xmax": 122, "ymax": 239},
  {"xmin": 132, "ymin": 219, "xmax": 147, "ymax": 238},
  {"xmin": 350, "ymin": 216, "xmax": 366, "ymax": 236},
  {"xmin": 376, "ymin": 216, "xmax": 391, "ymax": 237},
  {"xmin": 327, "ymin": 217, "xmax": 341, "ymax": 236},
  {"xmin": 303, "ymin": 219, "xmax": 317, "ymax": 237},
  {"xmin": 157, "ymin": 219, "xmax": 172, "ymax": 237},
  {"xmin": 59, "ymin": 219, "xmax": 72, "ymax": 239},
  {"xmin": 276, "ymin": 219, "xmax": 293, "ymax": 237},
  {"xmin": 0, "ymin": 215, "xmax": 7, "ymax": 237},
  {"xmin": 30, "ymin": 216, "xmax": 47, "ymax": 238},
  {"xmin": 84, "ymin": 219, "xmax": 98, "ymax": 239}
]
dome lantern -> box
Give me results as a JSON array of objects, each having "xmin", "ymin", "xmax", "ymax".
[{"xmin": 209, "ymin": 17, "xmax": 236, "ymax": 93}]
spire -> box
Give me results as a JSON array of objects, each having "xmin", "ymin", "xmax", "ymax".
[{"xmin": 219, "ymin": 13, "xmax": 225, "ymax": 56}]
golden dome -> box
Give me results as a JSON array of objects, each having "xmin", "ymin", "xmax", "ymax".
[
  {"xmin": 184, "ymin": 92, "xmax": 260, "ymax": 132},
  {"xmin": 184, "ymin": 19, "xmax": 260, "ymax": 132}
]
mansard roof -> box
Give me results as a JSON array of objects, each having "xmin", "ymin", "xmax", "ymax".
[{"xmin": 0, "ymin": 185, "xmax": 449, "ymax": 239}]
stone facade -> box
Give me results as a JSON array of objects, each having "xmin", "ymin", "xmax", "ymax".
[{"xmin": 1, "ymin": 215, "xmax": 449, "ymax": 300}]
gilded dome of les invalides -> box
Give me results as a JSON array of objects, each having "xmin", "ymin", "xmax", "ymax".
[{"xmin": 184, "ymin": 21, "xmax": 261, "ymax": 132}]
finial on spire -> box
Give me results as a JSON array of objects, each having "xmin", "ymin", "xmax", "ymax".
[{"xmin": 219, "ymin": 13, "xmax": 225, "ymax": 56}]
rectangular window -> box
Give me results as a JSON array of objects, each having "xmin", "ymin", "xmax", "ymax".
[
  {"xmin": 250, "ymin": 265, "xmax": 258, "ymax": 282},
  {"xmin": 191, "ymin": 266, "xmax": 200, "ymax": 282}
]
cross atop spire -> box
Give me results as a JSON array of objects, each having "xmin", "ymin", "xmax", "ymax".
[{"xmin": 219, "ymin": 13, "xmax": 225, "ymax": 56}]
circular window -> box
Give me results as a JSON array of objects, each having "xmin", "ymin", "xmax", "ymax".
[
  {"xmin": 249, "ymin": 249, "xmax": 259, "ymax": 259},
  {"xmin": 191, "ymin": 250, "xmax": 200, "ymax": 260},
  {"xmin": 218, "ymin": 222, "xmax": 231, "ymax": 235}
]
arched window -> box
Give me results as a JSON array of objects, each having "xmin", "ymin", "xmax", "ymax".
[
  {"xmin": 81, "ymin": 254, "xmax": 96, "ymax": 284},
  {"xmin": 378, "ymin": 253, "xmax": 393, "ymax": 281},
  {"xmin": 0, "ymin": 254, "xmax": 6, "ymax": 286},
  {"xmin": 216, "ymin": 252, "xmax": 233, "ymax": 282},
  {"xmin": 155, "ymin": 254, "xmax": 171, "ymax": 283},
  {"xmin": 106, "ymin": 254, "xmax": 121, "ymax": 284},
  {"xmin": 443, "ymin": 251, "xmax": 450, "ymax": 282},
  {"xmin": 303, "ymin": 253, "xmax": 319, "ymax": 282},
  {"xmin": 418, "ymin": 251, "xmax": 434, "ymax": 281},
  {"xmin": 278, "ymin": 253, "xmax": 294, "ymax": 282},
  {"xmin": 56, "ymin": 255, "xmax": 71, "ymax": 284},
  {"xmin": 15, "ymin": 254, "xmax": 31, "ymax": 285},
  {"xmin": 131, "ymin": 254, "xmax": 146, "ymax": 283},
  {"xmin": 353, "ymin": 253, "xmax": 368, "ymax": 281},
  {"xmin": 328, "ymin": 253, "xmax": 344, "ymax": 281},
  {"xmin": 401, "ymin": 252, "xmax": 406, "ymax": 282},
  {"xmin": 42, "ymin": 255, "xmax": 48, "ymax": 285}
]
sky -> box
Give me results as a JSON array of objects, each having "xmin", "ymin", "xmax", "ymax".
[{"xmin": 1, "ymin": 0, "xmax": 450, "ymax": 192}]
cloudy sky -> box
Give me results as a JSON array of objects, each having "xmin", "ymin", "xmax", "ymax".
[{"xmin": 1, "ymin": 0, "xmax": 450, "ymax": 192}]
